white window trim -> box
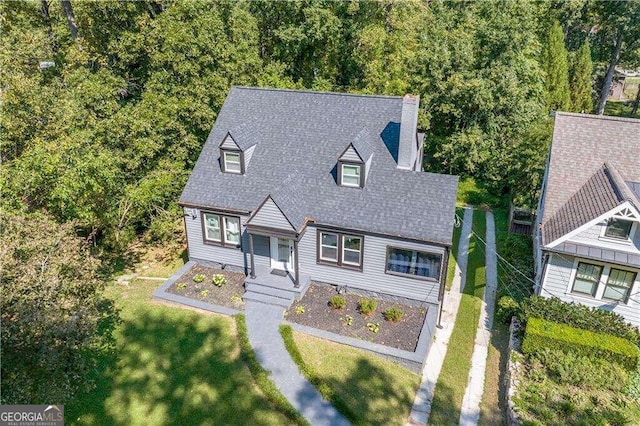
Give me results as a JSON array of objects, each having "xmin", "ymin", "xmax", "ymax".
[
  {"xmin": 565, "ymin": 257, "xmax": 639, "ymax": 305},
  {"xmin": 340, "ymin": 164, "xmax": 361, "ymax": 188},
  {"xmin": 598, "ymin": 219, "xmax": 637, "ymax": 245},
  {"xmin": 385, "ymin": 246, "xmax": 442, "ymax": 281},
  {"xmin": 203, "ymin": 212, "xmax": 222, "ymax": 242},
  {"xmin": 223, "ymin": 151, "xmax": 242, "ymax": 174},
  {"xmin": 341, "ymin": 236, "xmax": 362, "ymax": 266},
  {"xmin": 202, "ymin": 212, "xmax": 241, "ymax": 246},
  {"xmin": 319, "ymin": 231, "xmax": 339, "ymax": 262}
]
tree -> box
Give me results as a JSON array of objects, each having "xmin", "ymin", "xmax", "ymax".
[
  {"xmin": 0, "ymin": 212, "xmax": 117, "ymax": 404},
  {"xmin": 542, "ymin": 20, "xmax": 571, "ymax": 111},
  {"xmin": 570, "ymin": 40, "xmax": 593, "ymax": 112}
]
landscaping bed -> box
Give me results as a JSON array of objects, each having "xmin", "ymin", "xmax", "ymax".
[
  {"xmin": 166, "ymin": 264, "xmax": 246, "ymax": 310},
  {"xmin": 287, "ymin": 283, "xmax": 427, "ymax": 352}
]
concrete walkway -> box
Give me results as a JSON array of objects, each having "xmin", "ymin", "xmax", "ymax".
[
  {"xmin": 244, "ymin": 300, "xmax": 350, "ymax": 426},
  {"xmin": 459, "ymin": 211, "xmax": 498, "ymax": 426},
  {"xmin": 408, "ymin": 207, "xmax": 474, "ymax": 425}
]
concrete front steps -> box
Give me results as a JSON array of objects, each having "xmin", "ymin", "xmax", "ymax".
[{"xmin": 244, "ymin": 272, "xmax": 311, "ymax": 308}]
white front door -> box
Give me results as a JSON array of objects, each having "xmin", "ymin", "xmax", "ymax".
[{"xmin": 270, "ymin": 237, "xmax": 294, "ymax": 272}]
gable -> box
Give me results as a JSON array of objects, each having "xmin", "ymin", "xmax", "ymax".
[
  {"xmin": 220, "ymin": 134, "xmax": 239, "ymax": 150},
  {"xmin": 246, "ymin": 197, "xmax": 295, "ymax": 231},
  {"xmin": 339, "ymin": 144, "xmax": 363, "ymax": 163}
]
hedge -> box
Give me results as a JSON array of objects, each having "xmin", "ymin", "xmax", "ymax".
[
  {"xmin": 522, "ymin": 317, "xmax": 640, "ymax": 372},
  {"xmin": 523, "ymin": 296, "xmax": 640, "ymax": 346}
]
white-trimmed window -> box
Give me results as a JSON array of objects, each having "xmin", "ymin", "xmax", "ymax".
[
  {"xmin": 202, "ymin": 212, "xmax": 241, "ymax": 246},
  {"xmin": 571, "ymin": 262, "xmax": 602, "ymax": 297},
  {"xmin": 603, "ymin": 268, "xmax": 635, "ymax": 302},
  {"xmin": 603, "ymin": 218, "xmax": 634, "ymax": 240},
  {"xmin": 223, "ymin": 151, "xmax": 242, "ymax": 173},
  {"xmin": 317, "ymin": 230, "xmax": 363, "ymax": 269},
  {"xmin": 386, "ymin": 247, "xmax": 441, "ymax": 280},
  {"xmin": 340, "ymin": 164, "xmax": 361, "ymax": 187}
]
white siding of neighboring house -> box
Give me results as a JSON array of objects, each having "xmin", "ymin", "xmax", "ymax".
[
  {"xmin": 541, "ymin": 253, "xmax": 640, "ymax": 327},
  {"xmin": 247, "ymin": 198, "xmax": 295, "ymax": 231},
  {"xmin": 567, "ymin": 221, "xmax": 640, "ymax": 255},
  {"xmin": 298, "ymin": 226, "xmax": 445, "ymax": 304}
]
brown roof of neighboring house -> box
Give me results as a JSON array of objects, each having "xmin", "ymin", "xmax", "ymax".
[{"xmin": 542, "ymin": 112, "xmax": 640, "ymax": 225}]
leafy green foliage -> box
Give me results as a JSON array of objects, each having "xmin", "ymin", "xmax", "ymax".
[
  {"xmin": 192, "ymin": 274, "xmax": 205, "ymax": 284},
  {"xmin": 329, "ymin": 295, "xmax": 346, "ymax": 310},
  {"xmin": 358, "ymin": 298, "xmax": 377, "ymax": 316},
  {"xmin": 542, "ymin": 20, "xmax": 571, "ymax": 111},
  {"xmin": 366, "ymin": 322, "xmax": 380, "ymax": 333},
  {"xmin": 212, "ymin": 274, "xmax": 226, "ymax": 287},
  {"xmin": 523, "ymin": 296, "xmax": 640, "ymax": 346},
  {"xmin": 382, "ymin": 307, "xmax": 404, "ymax": 323},
  {"xmin": 522, "ymin": 317, "xmax": 640, "ymax": 371},
  {"xmin": 295, "ymin": 305, "xmax": 306, "ymax": 315},
  {"xmin": 235, "ymin": 316, "xmax": 309, "ymax": 426},
  {"xmin": 495, "ymin": 296, "xmax": 519, "ymax": 325},
  {"xmin": 0, "ymin": 212, "xmax": 118, "ymax": 404},
  {"xmin": 570, "ymin": 40, "xmax": 593, "ymax": 113}
]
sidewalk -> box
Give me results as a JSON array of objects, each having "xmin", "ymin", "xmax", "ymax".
[{"xmin": 408, "ymin": 207, "xmax": 474, "ymax": 425}]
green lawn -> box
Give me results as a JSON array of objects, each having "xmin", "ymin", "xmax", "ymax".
[
  {"xmin": 429, "ymin": 209, "xmax": 487, "ymax": 425},
  {"xmin": 67, "ymin": 279, "xmax": 293, "ymax": 426},
  {"xmin": 456, "ymin": 178, "xmax": 507, "ymax": 208},
  {"xmin": 287, "ymin": 330, "xmax": 420, "ymax": 426},
  {"xmin": 604, "ymin": 100, "xmax": 635, "ymax": 118}
]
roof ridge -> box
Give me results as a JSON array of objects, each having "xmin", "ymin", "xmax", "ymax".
[
  {"xmin": 604, "ymin": 162, "xmax": 637, "ymax": 203},
  {"xmin": 555, "ymin": 111, "xmax": 640, "ymax": 124},
  {"xmin": 230, "ymin": 85, "xmax": 404, "ymax": 100}
]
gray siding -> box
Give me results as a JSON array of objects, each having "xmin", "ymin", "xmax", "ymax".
[
  {"xmin": 248, "ymin": 198, "xmax": 294, "ymax": 231},
  {"xmin": 244, "ymin": 145, "xmax": 256, "ymax": 170},
  {"xmin": 541, "ymin": 253, "xmax": 640, "ymax": 327},
  {"xmin": 569, "ymin": 221, "xmax": 640, "ymax": 256},
  {"xmin": 339, "ymin": 145, "xmax": 362, "ymax": 162},
  {"xmin": 220, "ymin": 135, "xmax": 239, "ymax": 149},
  {"xmin": 364, "ymin": 154, "xmax": 373, "ymax": 181},
  {"xmin": 299, "ymin": 226, "xmax": 445, "ymax": 304}
]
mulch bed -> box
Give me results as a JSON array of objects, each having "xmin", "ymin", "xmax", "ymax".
[
  {"xmin": 287, "ymin": 283, "xmax": 427, "ymax": 352},
  {"xmin": 166, "ymin": 264, "xmax": 246, "ymax": 311}
]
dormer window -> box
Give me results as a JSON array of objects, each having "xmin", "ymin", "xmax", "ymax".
[
  {"xmin": 223, "ymin": 150, "xmax": 242, "ymax": 174},
  {"xmin": 604, "ymin": 218, "xmax": 633, "ymax": 240},
  {"xmin": 340, "ymin": 163, "xmax": 362, "ymax": 188}
]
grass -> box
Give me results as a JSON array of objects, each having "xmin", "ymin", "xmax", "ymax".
[
  {"xmin": 604, "ymin": 100, "xmax": 635, "ymax": 118},
  {"xmin": 456, "ymin": 178, "xmax": 507, "ymax": 209},
  {"xmin": 67, "ymin": 279, "xmax": 295, "ymax": 425},
  {"xmin": 429, "ymin": 209, "xmax": 487, "ymax": 425},
  {"xmin": 446, "ymin": 207, "xmax": 464, "ymax": 291},
  {"xmin": 280, "ymin": 326, "xmax": 421, "ymax": 426}
]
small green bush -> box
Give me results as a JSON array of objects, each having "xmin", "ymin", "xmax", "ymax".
[
  {"xmin": 366, "ymin": 322, "xmax": 380, "ymax": 333},
  {"xmin": 329, "ymin": 295, "xmax": 346, "ymax": 310},
  {"xmin": 192, "ymin": 273, "xmax": 205, "ymax": 283},
  {"xmin": 358, "ymin": 298, "xmax": 377, "ymax": 316},
  {"xmin": 383, "ymin": 307, "xmax": 404, "ymax": 322},
  {"xmin": 212, "ymin": 274, "xmax": 226, "ymax": 287},
  {"xmin": 200, "ymin": 289, "xmax": 209, "ymax": 297},
  {"xmin": 522, "ymin": 317, "xmax": 640, "ymax": 371},
  {"xmin": 496, "ymin": 296, "xmax": 519, "ymax": 324},
  {"xmin": 296, "ymin": 305, "xmax": 305, "ymax": 315},
  {"xmin": 523, "ymin": 296, "xmax": 640, "ymax": 346},
  {"xmin": 176, "ymin": 282, "xmax": 187, "ymax": 291}
]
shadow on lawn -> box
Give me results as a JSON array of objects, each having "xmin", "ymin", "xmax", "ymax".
[{"xmin": 68, "ymin": 309, "xmax": 286, "ymax": 425}]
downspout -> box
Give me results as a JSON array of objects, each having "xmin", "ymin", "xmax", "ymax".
[
  {"xmin": 437, "ymin": 246, "xmax": 450, "ymax": 328},
  {"xmin": 294, "ymin": 239, "xmax": 300, "ymax": 288}
]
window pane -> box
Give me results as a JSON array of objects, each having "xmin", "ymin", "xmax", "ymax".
[
  {"xmin": 604, "ymin": 219, "xmax": 633, "ymax": 239},
  {"xmin": 343, "ymin": 249, "xmax": 361, "ymax": 265},
  {"xmin": 224, "ymin": 152, "xmax": 241, "ymax": 172},
  {"xmin": 204, "ymin": 214, "xmax": 221, "ymax": 241},
  {"xmin": 573, "ymin": 279, "xmax": 596, "ymax": 295},
  {"xmin": 603, "ymin": 285, "xmax": 629, "ymax": 301},
  {"xmin": 575, "ymin": 262, "xmax": 602, "ymax": 283},
  {"xmin": 604, "ymin": 269, "xmax": 635, "ymax": 302},
  {"xmin": 386, "ymin": 248, "xmax": 441, "ymax": 280},
  {"xmin": 321, "ymin": 246, "xmax": 338, "ymax": 261},
  {"xmin": 341, "ymin": 164, "xmax": 361, "ymax": 187},
  {"xmin": 321, "ymin": 233, "xmax": 338, "ymax": 248},
  {"xmin": 224, "ymin": 217, "xmax": 240, "ymax": 244},
  {"xmin": 343, "ymin": 236, "xmax": 361, "ymax": 251},
  {"xmin": 342, "ymin": 236, "xmax": 362, "ymax": 265},
  {"xmin": 320, "ymin": 232, "xmax": 338, "ymax": 261}
]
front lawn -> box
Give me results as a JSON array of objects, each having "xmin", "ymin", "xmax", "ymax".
[
  {"xmin": 67, "ymin": 279, "xmax": 293, "ymax": 425},
  {"xmin": 284, "ymin": 330, "xmax": 421, "ymax": 426}
]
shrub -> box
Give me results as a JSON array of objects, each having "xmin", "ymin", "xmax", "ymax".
[
  {"xmin": 296, "ymin": 305, "xmax": 305, "ymax": 315},
  {"xmin": 358, "ymin": 298, "xmax": 377, "ymax": 316},
  {"xmin": 176, "ymin": 282, "xmax": 187, "ymax": 291},
  {"xmin": 200, "ymin": 289, "xmax": 209, "ymax": 297},
  {"xmin": 329, "ymin": 295, "xmax": 346, "ymax": 310},
  {"xmin": 192, "ymin": 273, "xmax": 205, "ymax": 283},
  {"xmin": 522, "ymin": 317, "xmax": 640, "ymax": 371},
  {"xmin": 343, "ymin": 315, "xmax": 353, "ymax": 326},
  {"xmin": 366, "ymin": 322, "xmax": 380, "ymax": 333},
  {"xmin": 496, "ymin": 296, "xmax": 519, "ymax": 324},
  {"xmin": 383, "ymin": 307, "xmax": 404, "ymax": 322},
  {"xmin": 523, "ymin": 296, "xmax": 640, "ymax": 346},
  {"xmin": 212, "ymin": 274, "xmax": 226, "ymax": 287}
]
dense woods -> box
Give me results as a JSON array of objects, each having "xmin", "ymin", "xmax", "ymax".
[{"xmin": 1, "ymin": 0, "xmax": 639, "ymax": 404}]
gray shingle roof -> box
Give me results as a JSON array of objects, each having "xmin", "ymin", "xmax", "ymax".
[
  {"xmin": 180, "ymin": 86, "xmax": 458, "ymax": 245},
  {"xmin": 542, "ymin": 112, "xmax": 640, "ymax": 224},
  {"xmin": 349, "ymin": 128, "xmax": 375, "ymax": 162},
  {"xmin": 222, "ymin": 122, "xmax": 259, "ymax": 150}
]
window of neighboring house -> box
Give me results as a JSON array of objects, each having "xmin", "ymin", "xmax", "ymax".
[
  {"xmin": 202, "ymin": 212, "xmax": 241, "ymax": 246},
  {"xmin": 223, "ymin": 151, "xmax": 242, "ymax": 173},
  {"xmin": 317, "ymin": 230, "xmax": 363, "ymax": 269},
  {"xmin": 603, "ymin": 218, "xmax": 633, "ymax": 240},
  {"xmin": 603, "ymin": 268, "xmax": 636, "ymax": 302},
  {"xmin": 572, "ymin": 262, "xmax": 603, "ymax": 297},
  {"xmin": 386, "ymin": 247, "xmax": 441, "ymax": 280},
  {"xmin": 341, "ymin": 164, "xmax": 361, "ymax": 187}
]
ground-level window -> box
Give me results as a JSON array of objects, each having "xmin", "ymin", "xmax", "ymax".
[
  {"xmin": 386, "ymin": 247, "xmax": 441, "ymax": 280},
  {"xmin": 202, "ymin": 212, "xmax": 241, "ymax": 246},
  {"xmin": 317, "ymin": 230, "xmax": 363, "ymax": 269},
  {"xmin": 603, "ymin": 268, "xmax": 635, "ymax": 302},
  {"xmin": 571, "ymin": 262, "xmax": 602, "ymax": 297}
]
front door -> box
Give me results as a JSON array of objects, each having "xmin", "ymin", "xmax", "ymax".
[{"xmin": 270, "ymin": 237, "xmax": 294, "ymax": 272}]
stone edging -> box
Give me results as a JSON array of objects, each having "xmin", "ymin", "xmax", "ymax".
[
  {"xmin": 505, "ymin": 317, "xmax": 523, "ymax": 426},
  {"xmin": 152, "ymin": 260, "xmax": 242, "ymax": 317}
]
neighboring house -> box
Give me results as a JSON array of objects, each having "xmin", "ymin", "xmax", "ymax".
[
  {"xmin": 178, "ymin": 86, "xmax": 458, "ymax": 324},
  {"xmin": 534, "ymin": 112, "xmax": 640, "ymax": 327}
]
